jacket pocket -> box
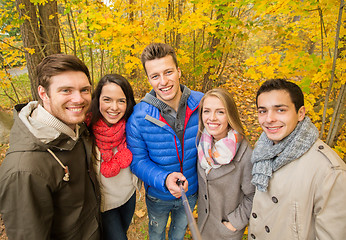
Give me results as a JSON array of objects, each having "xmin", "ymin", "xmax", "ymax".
[{"xmin": 291, "ymin": 202, "xmax": 300, "ymax": 240}]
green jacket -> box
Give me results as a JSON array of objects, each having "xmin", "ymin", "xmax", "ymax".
[{"xmin": 0, "ymin": 103, "xmax": 101, "ymax": 239}]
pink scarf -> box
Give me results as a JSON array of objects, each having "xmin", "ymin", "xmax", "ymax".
[
  {"xmin": 91, "ymin": 118, "xmax": 132, "ymax": 178},
  {"xmin": 198, "ymin": 129, "xmax": 240, "ymax": 175}
]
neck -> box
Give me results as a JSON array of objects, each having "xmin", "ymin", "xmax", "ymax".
[{"xmin": 169, "ymin": 89, "xmax": 182, "ymax": 112}]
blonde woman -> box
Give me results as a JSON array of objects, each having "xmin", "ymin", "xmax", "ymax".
[{"xmin": 197, "ymin": 88, "xmax": 255, "ymax": 240}]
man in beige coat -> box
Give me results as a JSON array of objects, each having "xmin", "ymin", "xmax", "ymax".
[{"xmin": 248, "ymin": 79, "xmax": 346, "ymax": 240}]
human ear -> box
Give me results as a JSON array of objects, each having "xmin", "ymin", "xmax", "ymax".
[
  {"xmin": 177, "ymin": 67, "xmax": 181, "ymax": 78},
  {"xmin": 38, "ymin": 85, "xmax": 49, "ymax": 101},
  {"xmin": 297, "ymin": 106, "xmax": 306, "ymax": 121}
]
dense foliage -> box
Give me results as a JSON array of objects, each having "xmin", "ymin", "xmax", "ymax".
[{"xmin": 0, "ymin": 0, "xmax": 345, "ymax": 159}]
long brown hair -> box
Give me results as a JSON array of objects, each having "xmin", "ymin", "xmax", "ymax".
[{"xmin": 198, "ymin": 88, "xmax": 246, "ymax": 140}]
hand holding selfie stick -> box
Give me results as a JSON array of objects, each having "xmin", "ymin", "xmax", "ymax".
[{"xmin": 176, "ymin": 179, "xmax": 202, "ymax": 240}]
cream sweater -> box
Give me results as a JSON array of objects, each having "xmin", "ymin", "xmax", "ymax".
[{"xmin": 93, "ymin": 147, "xmax": 139, "ymax": 212}]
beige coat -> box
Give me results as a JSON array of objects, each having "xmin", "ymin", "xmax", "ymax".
[
  {"xmin": 198, "ymin": 140, "xmax": 255, "ymax": 240},
  {"xmin": 248, "ymin": 139, "xmax": 346, "ymax": 240}
]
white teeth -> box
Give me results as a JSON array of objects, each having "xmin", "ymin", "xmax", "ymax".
[
  {"xmin": 69, "ymin": 108, "xmax": 82, "ymax": 112},
  {"xmin": 161, "ymin": 86, "xmax": 172, "ymax": 92},
  {"xmin": 267, "ymin": 126, "xmax": 281, "ymax": 131},
  {"xmin": 108, "ymin": 112, "xmax": 119, "ymax": 116}
]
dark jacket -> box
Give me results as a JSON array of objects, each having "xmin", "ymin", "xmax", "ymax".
[
  {"xmin": 126, "ymin": 89, "xmax": 203, "ymax": 200},
  {"xmin": 0, "ymin": 103, "xmax": 101, "ymax": 240},
  {"xmin": 198, "ymin": 139, "xmax": 254, "ymax": 239}
]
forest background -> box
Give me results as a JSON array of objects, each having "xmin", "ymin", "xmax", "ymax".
[{"xmin": 0, "ymin": 0, "xmax": 345, "ymax": 239}]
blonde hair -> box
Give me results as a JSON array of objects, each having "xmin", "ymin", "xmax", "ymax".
[{"xmin": 198, "ymin": 88, "xmax": 246, "ymax": 140}]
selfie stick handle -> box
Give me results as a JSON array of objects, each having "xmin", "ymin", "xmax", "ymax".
[{"xmin": 177, "ymin": 180, "xmax": 202, "ymax": 240}]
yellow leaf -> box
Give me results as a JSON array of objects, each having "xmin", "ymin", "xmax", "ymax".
[
  {"xmin": 24, "ymin": 48, "xmax": 35, "ymax": 54},
  {"xmin": 49, "ymin": 14, "xmax": 55, "ymax": 20},
  {"xmin": 245, "ymin": 57, "xmax": 256, "ymax": 66},
  {"xmin": 135, "ymin": 209, "xmax": 146, "ymax": 218},
  {"xmin": 260, "ymin": 46, "xmax": 273, "ymax": 54}
]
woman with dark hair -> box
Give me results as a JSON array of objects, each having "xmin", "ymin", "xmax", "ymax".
[{"xmin": 87, "ymin": 74, "xmax": 139, "ymax": 240}]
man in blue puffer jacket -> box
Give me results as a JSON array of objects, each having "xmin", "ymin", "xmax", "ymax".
[{"xmin": 126, "ymin": 43, "xmax": 203, "ymax": 240}]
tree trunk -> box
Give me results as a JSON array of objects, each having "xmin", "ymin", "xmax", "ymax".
[
  {"xmin": 16, "ymin": 0, "xmax": 43, "ymax": 101},
  {"xmin": 202, "ymin": 9, "xmax": 222, "ymax": 93},
  {"xmin": 320, "ymin": 0, "xmax": 344, "ymax": 139},
  {"xmin": 15, "ymin": 0, "xmax": 61, "ymax": 101},
  {"xmin": 326, "ymin": 84, "xmax": 346, "ymax": 146},
  {"xmin": 38, "ymin": 0, "xmax": 61, "ymax": 55}
]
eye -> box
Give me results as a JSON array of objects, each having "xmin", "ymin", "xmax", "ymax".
[
  {"xmin": 119, "ymin": 99, "xmax": 127, "ymax": 104},
  {"xmin": 217, "ymin": 110, "xmax": 225, "ymax": 114},
  {"xmin": 277, "ymin": 109, "xmax": 286, "ymax": 113},
  {"xmin": 203, "ymin": 109, "xmax": 210, "ymax": 114},
  {"xmin": 166, "ymin": 70, "xmax": 173, "ymax": 75},
  {"xmin": 61, "ymin": 88, "xmax": 71, "ymax": 93},
  {"xmin": 151, "ymin": 75, "xmax": 159, "ymax": 80},
  {"xmin": 258, "ymin": 109, "xmax": 266, "ymax": 114},
  {"xmin": 81, "ymin": 88, "xmax": 91, "ymax": 93}
]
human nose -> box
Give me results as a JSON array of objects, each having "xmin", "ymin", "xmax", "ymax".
[
  {"xmin": 266, "ymin": 110, "xmax": 276, "ymax": 122},
  {"xmin": 160, "ymin": 75, "xmax": 168, "ymax": 85},
  {"xmin": 210, "ymin": 111, "xmax": 216, "ymax": 120},
  {"xmin": 110, "ymin": 101, "xmax": 118, "ymax": 110},
  {"xmin": 71, "ymin": 91, "xmax": 84, "ymax": 103}
]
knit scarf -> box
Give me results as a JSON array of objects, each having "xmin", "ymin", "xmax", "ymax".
[
  {"xmin": 251, "ymin": 117, "xmax": 319, "ymax": 192},
  {"xmin": 198, "ymin": 128, "xmax": 241, "ymax": 175},
  {"xmin": 92, "ymin": 118, "xmax": 132, "ymax": 178}
]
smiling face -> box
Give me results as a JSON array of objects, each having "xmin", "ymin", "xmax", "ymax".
[
  {"xmin": 144, "ymin": 55, "xmax": 182, "ymax": 111},
  {"xmin": 38, "ymin": 71, "xmax": 92, "ymax": 130},
  {"xmin": 202, "ymin": 96, "xmax": 229, "ymax": 141},
  {"xmin": 99, "ymin": 82, "xmax": 127, "ymax": 126},
  {"xmin": 257, "ymin": 90, "xmax": 305, "ymax": 144}
]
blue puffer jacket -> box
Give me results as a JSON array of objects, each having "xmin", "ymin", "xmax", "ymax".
[{"xmin": 126, "ymin": 90, "xmax": 203, "ymax": 200}]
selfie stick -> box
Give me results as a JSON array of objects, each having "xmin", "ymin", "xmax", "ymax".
[{"xmin": 177, "ymin": 180, "xmax": 202, "ymax": 240}]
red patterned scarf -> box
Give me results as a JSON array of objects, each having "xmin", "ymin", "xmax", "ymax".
[{"xmin": 91, "ymin": 118, "xmax": 132, "ymax": 178}]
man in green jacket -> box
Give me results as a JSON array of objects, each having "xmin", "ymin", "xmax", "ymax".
[
  {"xmin": 249, "ymin": 78, "xmax": 346, "ymax": 240},
  {"xmin": 0, "ymin": 54, "xmax": 101, "ymax": 239}
]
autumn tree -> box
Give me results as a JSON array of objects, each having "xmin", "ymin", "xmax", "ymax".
[
  {"xmin": 15, "ymin": 0, "xmax": 60, "ymax": 100},
  {"xmin": 1, "ymin": 0, "xmax": 344, "ymax": 160},
  {"xmin": 243, "ymin": 0, "xmax": 345, "ymax": 159}
]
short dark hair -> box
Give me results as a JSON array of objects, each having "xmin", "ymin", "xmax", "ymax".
[
  {"xmin": 256, "ymin": 79, "xmax": 304, "ymax": 112},
  {"xmin": 89, "ymin": 74, "xmax": 136, "ymax": 128},
  {"xmin": 36, "ymin": 54, "xmax": 91, "ymax": 95},
  {"xmin": 140, "ymin": 43, "xmax": 178, "ymax": 74}
]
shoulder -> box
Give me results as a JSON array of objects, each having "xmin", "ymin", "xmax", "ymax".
[
  {"xmin": 190, "ymin": 90, "xmax": 204, "ymax": 98},
  {"xmin": 128, "ymin": 101, "xmax": 156, "ymax": 121},
  {"xmin": 189, "ymin": 90, "xmax": 204, "ymax": 102},
  {"xmin": 301, "ymin": 139, "xmax": 346, "ymax": 171},
  {"xmin": 236, "ymin": 140, "xmax": 253, "ymax": 160},
  {"xmin": 307, "ymin": 139, "xmax": 346, "ymax": 171},
  {"xmin": 186, "ymin": 90, "xmax": 203, "ymax": 112}
]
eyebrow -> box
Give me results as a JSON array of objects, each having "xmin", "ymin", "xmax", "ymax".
[
  {"xmin": 273, "ymin": 104, "xmax": 289, "ymax": 108},
  {"xmin": 258, "ymin": 104, "xmax": 289, "ymax": 109},
  {"xmin": 101, "ymin": 96, "xmax": 126, "ymax": 100},
  {"xmin": 203, "ymin": 107, "xmax": 225, "ymax": 110}
]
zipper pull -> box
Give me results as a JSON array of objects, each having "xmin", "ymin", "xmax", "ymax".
[{"xmin": 63, "ymin": 166, "xmax": 70, "ymax": 182}]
